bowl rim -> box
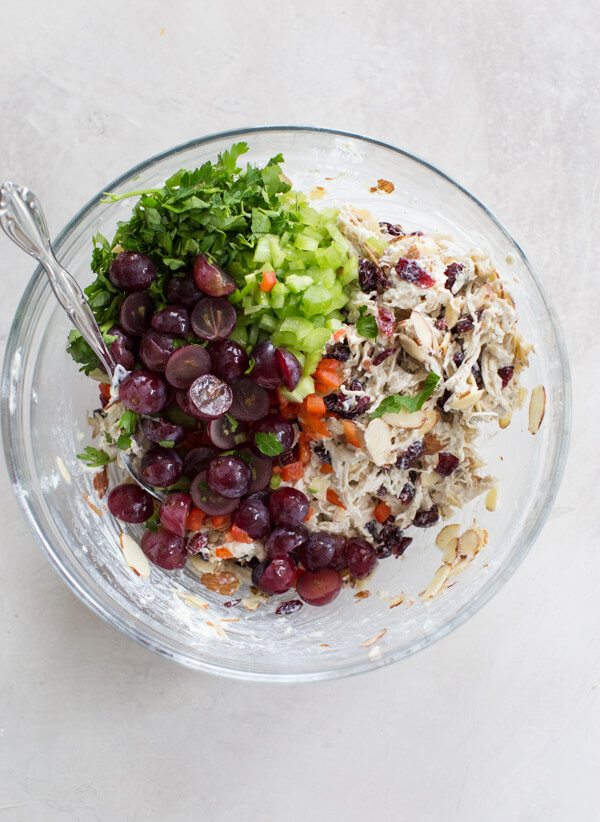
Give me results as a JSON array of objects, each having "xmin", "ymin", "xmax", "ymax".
[{"xmin": 1, "ymin": 125, "xmax": 572, "ymax": 681}]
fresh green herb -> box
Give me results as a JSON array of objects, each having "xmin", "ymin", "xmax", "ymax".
[
  {"xmin": 158, "ymin": 440, "xmax": 175, "ymax": 448},
  {"xmin": 115, "ymin": 434, "xmax": 132, "ymax": 450},
  {"xmin": 238, "ymin": 452, "xmax": 253, "ymax": 466},
  {"xmin": 245, "ymin": 357, "xmax": 255, "ymax": 375},
  {"xmin": 356, "ymin": 306, "xmax": 378, "ymax": 340},
  {"xmin": 254, "ymin": 432, "xmax": 285, "ymax": 456},
  {"xmin": 370, "ymin": 372, "xmax": 441, "ymax": 418},
  {"xmin": 77, "ymin": 447, "xmax": 115, "ymax": 467},
  {"xmin": 104, "ymin": 432, "xmax": 113, "ymax": 444},
  {"xmin": 144, "ymin": 508, "xmax": 160, "ymax": 533},
  {"xmin": 119, "ymin": 410, "xmax": 140, "ymax": 435},
  {"xmin": 67, "ymin": 330, "xmax": 101, "ymax": 375}
]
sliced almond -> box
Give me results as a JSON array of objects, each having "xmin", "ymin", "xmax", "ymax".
[
  {"xmin": 411, "ymin": 310, "xmax": 434, "ymax": 350},
  {"xmin": 440, "ymin": 538, "xmax": 459, "ymax": 563},
  {"xmin": 498, "ymin": 412, "xmax": 511, "ymax": 429},
  {"xmin": 419, "ymin": 409, "xmax": 439, "ymax": 436},
  {"xmin": 188, "ymin": 555, "xmax": 219, "ymax": 575},
  {"xmin": 458, "ymin": 529, "xmax": 480, "ymax": 556},
  {"xmin": 420, "ymin": 471, "xmax": 439, "ymax": 488},
  {"xmin": 361, "ymin": 628, "xmax": 387, "ymax": 648},
  {"xmin": 364, "ymin": 418, "xmax": 392, "ymax": 466},
  {"xmin": 436, "ymin": 523, "xmax": 461, "ymax": 549},
  {"xmin": 474, "ymin": 527, "xmax": 488, "ymax": 548},
  {"xmin": 119, "ymin": 533, "xmax": 151, "ymax": 578},
  {"xmin": 56, "ymin": 456, "xmax": 72, "ymax": 484},
  {"xmin": 450, "ymin": 389, "xmax": 485, "ymax": 410},
  {"xmin": 528, "ymin": 385, "xmax": 546, "ymax": 434},
  {"xmin": 383, "ymin": 408, "xmax": 427, "ymax": 429},
  {"xmin": 450, "ymin": 555, "xmax": 474, "ymax": 576},
  {"xmin": 444, "ymin": 299, "xmax": 460, "ymax": 328},
  {"xmin": 241, "ymin": 598, "xmax": 261, "ymax": 611},
  {"xmin": 422, "ymin": 564, "xmax": 450, "ymax": 599},
  {"xmin": 485, "ymin": 488, "xmax": 498, "ymax": 511},
  {"xmin": 176, "ymin": 591, "xmax": 209, "ymax": 610},
  {"xmin": 397, "ymin": 334, "xmax": 428, "ymax": 363}
]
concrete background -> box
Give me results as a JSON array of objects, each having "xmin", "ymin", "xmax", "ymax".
[{"xmin": 0, "ymin": 1, "xmax": 596, "ymax": 819}]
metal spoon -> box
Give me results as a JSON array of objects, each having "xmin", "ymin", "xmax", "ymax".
[{"xmin": 0, "ymin": 182, "xmax": 164, "ymax": 500}]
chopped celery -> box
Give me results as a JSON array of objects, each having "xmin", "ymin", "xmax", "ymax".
[
  {"xmin": 279, "ymin": 375, "xmax": 315, "ymax": 403},
  {"xmin": 247, "ymin": 324, "xmax": 260, "ymax": 347},
  {"xmin": 285, "ymin": 274, "xmax": 314, "ymax": 294},
  {"xmin": 294, "ymin": 233, "xmax": 319, "ymax": 252},
  {"xmin": 300, "ymin": 225, "xmax": 325, "ymax": 242},
  {"xmin": 365, "ymin": 235, "xmax": 387, "ymax": 255},
  {"xmin": 228, "ymin": 326, "xmax": 248, "ymax": 346},
  {"xmin": 301, "ymin": 285, "xmax": 334, "ymax": 317},
  {"xmin": 253, "ymin": 236, "xmax": 272, "ymax": 263},
  {"xmin": 303, "ymin": 350, "xmax": 322, "ymax": 376},
  {"xmin": 258, "ymin": 314, "xmax": 278, "ymax": 333},
  {"xmin": 325, "ymin": 317, "xmax": 343, "ymax": 332},
  {"xmin": 270, "ymin": 281, "xmax": 289, "ymax": 310},
  {"xmin": 269, "ymin": 237, "xmax": 286, "ymax": 268},
  {"xmin": 339, "ymin": 255, "xmax": 358, "ymax": 286},
  {"xmin": 303, "ymin": 327, "xmax": 333, "ymax": 352}
]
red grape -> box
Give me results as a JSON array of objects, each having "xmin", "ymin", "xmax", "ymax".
[
  {"xmin": 231, "ymin": 498, "xmax": 271, "ymax": 539},
  {"xmin": 254, "ymin": 555, "xmax": 297, "ymax": 595},
  {"xmin": 182, "ymin": 446, "xmax": 218, "ymax": 479},
  {"xmin": 249, "ymin": 340, "xmax": 284, "ymax": 388},
  {"xmin": 164, "ymin": 345, "xmax": 211, "ymax": 389},
  {"xmin": 187, "ymin": 374, "xmax": 233, "ymax": 420},
  {"xmin": 107, "ymin": 484, "xmax": 154, "ymax": 523},
  {"xmin": 141, "ymin": 527, "xmax": 187, "ymax": 570},
  {"xmin": 186, "ymin": 532, "xmax": 209, "ymax": 557},
  {"xmin": 151, "ymin": 305, "xmax": 191, "ymax": 335},
  {"xmin": 167, "ymin": 272, "xmax": 205, "ymax": 309},
  {"xmin": 250, "ymin": 413, "xmax": 294, "ymax": 457},
  {"xmin": 265, "ymin": 525, "xmax": 308, "ymax": 559},
  {"xmin": 119, "ymin": 292, "xmax": 154, "ymax": 336},
  {"xmin": 159, "ymin": 492, "xmax": 192, "ymax": 537},
  {"xmin": 108, "ymin": 325, "xmax": 136, "ymax": 370},
  {"xmin": 142, "ymin": 417, "xmax": 186, "ymax": 446},
  {"xmin": 207, "ymin": 415, "xmax": 248, "ymax": 449},
  {"xmin": 345, "ymin": 538, "xmax": 378, "ymax": 578},
  {"xmin": 109, "ymin": 251, "xmax": 156, "ymax": 292},
  {"xmin": 119, "ymin": 370, "xmax": 168, "ymax": 414},
  {"xmin": 140, "ymin": 446, "xmax": 183, "ymax": 487},
  {"xmin": 139, "ymin": 330, "xmax": 176, "ymax": 372},
  {"xmin": 269, "ymin": 487, "xmax": 309, "ymax": 527},
  {"xmin": 193, "ymin": 254, "xmax": 237, "ymax": 297},
  {"xmin": 296, "ymin": 568, "xmax": 343, "ymax": 606},
  {"xmin": 190, "ymin": 470, "xmax": 240, "ymax": 516},
  {"xmin": 207, "ymin": 455, "xmax": 251, "ymax": 498},
  {"xmin": 298, "ymin": 532, "xmax": 339, "ymax": 571},
  {"xmin": 209, "ymin": 340, "xmax": 249, "ymax": 383},
  {"xmin": 237, "ymin": 448, "xmax": 273, "ymax": 493},
  {"xmin": 229, "ymin": 378, "xmax": 270, "ymax": 422},
  {"xmin": 191, "ymin": 297, "xmax": 236, "ymax": 341},
  {"xmin": 275, "ymin": 348, "xmax": 302, "ymax": 391}
]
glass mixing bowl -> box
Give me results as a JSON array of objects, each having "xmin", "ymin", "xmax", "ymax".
[{"xmin": 1, "ymin": 127, "xmax": 570, "ymax": 681}]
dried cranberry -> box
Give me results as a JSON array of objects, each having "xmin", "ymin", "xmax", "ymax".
[
  {"xmin": 453, "ymin": 350, "xmax": 464, "ymax": 367},
  {"xmin": 279, "ymin": 450, "xmax": 297, "ymax": 466},
  {"xmin": 435, "ymin": 452, "xmax": 459, "ymax": 476},
  {"xmin": 434, "ymin": 317, "xmax": 447, "ymax": 332},
  {"xmin": 359, "ymin": 259, "xmax": 389, "ymax": 292},
  {"xmin": 353, "ymin": 396, "xmax": 372, "ymax": 417},
  {"xmin": 377, "ymin": 306, "xmax": 395, "ymax": 337},
  {"xmin": 454, "ymin": 316, "xmax": 474, "ymax": 334},
  {"xmin": 437, "ymin": 389, "xmax": 452, "ymax": 412},
  {"xmin": 314, "ymin": 443, "xmax": 331, "ymax": 464},
  {"xmin": 379, "ymin": 221, "xmax": 403, "ymax": 236},
  {"xmin": 348, "ymin": 379, "xmax": 363, "ymax": 391},
  {"xmin": 224, "ymin": 598, "xmax": 241, "ymax": 608},
  {"xmin": 326, "ymin": 342, "xmax": 351, "ymax": 361},
  {"xmin": 471, "ymin": 361, "xmax": 484, "ymax": 390},
  {"xmin": 409, "ymin": 231, "xmax": 424, "ymax": 237},
  {"xmin": 372, "ymin": 348, "xmax": 396, "ymax": 366},
  {"xmin": 396, "ymin": 258, "xmax": 435, "ymax": 288},
  {"xmin": 365, "ymin": 520, "xmax": 379, "ymax": 539},
  {"xmin": 398, "ymin": 482, "xmax": 415, "ymax": 505},
  {"xmin": 413, "ymin": 506, "xmax": 439, "ymax": 528},
  {"xmin": 498, "ymin": 365, "xmax": 514, "ymax": 388},
  {"xmin": 394, "ymin": 536, "xmax": 412, "ymax": 557},
  {"xmin": 376, "ymin": 485, "xmax": 388, "ymax": 497},
  {"xmin": 275, "ymin": 599, "xmax": 303, "ymax": 615},
  {"xmin": 396, "ymin": 441, "xmax": 426, "ymax": 470},
  {"xmin": 444, "ymin": 262, "xmax": 463, "ymax": 292},
  {"xmin": 377, "ymin": 524, "xmax": 410, "ymax": 558},
  {"xmin": 324, "ymin": 392, "xmax": 371, "ymax": 420}
]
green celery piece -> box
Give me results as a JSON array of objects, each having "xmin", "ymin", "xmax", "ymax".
[
  {"xmin": 286, "ymin": 274, "xmax": 314, "ymax": 294},
  {"xmin": 253, "ymin": 236, "xmax": 272, "ymax": 263},
  {"xmin": 287, "ymin": 259, "xmax": 305, "ymax": 271},
  {"xmin": 294, "ymin": 233, "xmax": 319, "ymax": 252},
  {"xmin": 312, "ymin": 315, "xmax": 326, "ymax": 328},
  {"xmin": 247, "ymin": 324, "xmax": 260, "ymax": 347},
  {"xmin": 339, "ymin": 256, "xmax": 358, "ymax": 286},
  {"xmin": 244, "ymin": 271, "xmax": 258, "ymax": 284},
  {"xmin": 301, "ymin": 285, "xmax": 334, "ymax": 317},
  {"xmin": 243, "ymin": 304, "xmax": 263, "ymax": 316},
  {"xmin": 269, "ymin": 237, "xmax": 286, "ymax": 269},
  {"xmin": 325, "ymin": 243, "xmax": 347, "ymax": 269},
  {"xmin": 275, "ymin": 316, "xmax": 314, "ymax": 346},
  {"xmin": 303, "ymin": 350, "xmax": 322, "ymax": 377},
  {"xmin": 259, "ymin": 314, "xmax": 278, "ymax": 333},
  {"xmin": 270, "ymin": 281, "xmax": 289, "ymax": 310},
  {"xmin": 288, "ymin": 348, "xmax": 306, "ymax": 368},
  {"xmin": 228, "ymin": 326, "xmax": 248, "ymax": 346},
  {"xmin": 298, "ymin": 206, "xmax": 321, "ymax": 226},
  {"xmin": 164, "ymin": 405, "xmax": 199, "ymax": 429},
  {"xmin": 365, "ymin": 235, "xmax": 387, "ymax": 255},
  {"xmin": 319, "ymin": 206, "xmax": 338, "ymax": 220},
  {"xmin": 279, "ymin": 375, "xmax": 315, "ymax": 403},
  {"xmin": 272, "ymin": 330, "xmax": 298, "ymax": 347},
  {"xmin": 253, "ymin": 286, "xmax": 270, "ymax": 308},
  {"xmin": 324, "ymin": 220, "xmax": 347, "ymax": 246},
  {"xmin": 325, "ymin": 317, "xmax": 343, "ymax": 332},
  {"xmin": 302, "ymin": 326, "xmax": 333, "ymax": 352},
  {"xmin": 301, "ymin": 225, "xmax": 325, "ymax": 242}
]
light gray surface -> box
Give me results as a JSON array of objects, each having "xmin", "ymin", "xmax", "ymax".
[{"xmin": 0, "ymin": 1, "xmax": 596, "ymax": 819}]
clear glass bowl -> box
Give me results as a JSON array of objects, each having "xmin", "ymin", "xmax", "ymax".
[{"xmin": 1, "ymin": 127, "xmax": 570, "ymax": 681}]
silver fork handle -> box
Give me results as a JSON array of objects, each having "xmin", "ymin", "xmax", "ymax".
[{"xmin": 0, "ymin": 182, "xmax": 116, "ymax": 376}]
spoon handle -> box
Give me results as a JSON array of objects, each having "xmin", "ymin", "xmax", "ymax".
[{"xmin": 0, "ymin": 182, "xmax": 116, "ymax": 376}]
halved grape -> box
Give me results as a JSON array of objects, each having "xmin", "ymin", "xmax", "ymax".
[
  {"xmin": 269, "ymin": 487, "xmax": 309, "ymax": 527},
  {"xmin": 119, "ymin": 292, "xmax": 154, "ymax": 336},
  {"xmin": 186, "ymin": 532, "xmax": 209, "ymax": 557},
  {"xmin": 109, "ymin": 251, "xmax": 156, "ymax": 292},
  {"xmin": 142, "ymin": 418, "xmax": 186, "ymax": 446},
  {"xmin": 119, "ymin": 370, "xmax": 168, "ymax": 414},
  {"xmin": 229, "ymin": 378, "xmax": 270, "ymax": 422},
  {"xmin": 183, "ymin": 446, "xmax": 218, "ymax": 479},
  {"xmin": 265, "ymin": 525, "xmax": 308, "ymax": 559},
  {"xmin": 107, "ymin": 484, "xmax": 154, "ymax": 523},
  {"xmin": 193, "ymin": 254, "xmax": 237, "ymax": 296},
  {"xmin": 237, "ymin": 448, "xmax": 273, "ymax": 493},
  {"xmin": 250, "ymin": 413, "xmax": 294, "ymax": 457},
  {"xmin": 328, "ymin": 538, "xmax": 348, "ymax": 571},
  {"xmin": 140, "ymin": 446, "xmax": 183, "ymax": 487},
  {"xmin": 249, "ymin": 340, "xmax": 284, "ymax": 388},
  {"xmin": 190, "ymin": 470, "xmax": 240, "ymax": 516},
  {"xmin": 209, "ymin": 339, "xmax": 249, "ymax": 383},
  {"xmin": 151, "ymin": 306, "xmax": 191, "ymax": 335},
  {"xmin": 159, "ymin": 492, "xmax": 192, "ymax": 537},
  {"xmin": 345, "ymin": 538, "xmax": 378, "ymax": 579},
  {"xmin": 167, "ymin": 272, "xmax": 205, "ymax": 309},
  {"xmin": 188, "ymin": 374, "xmax": 233, "ymax": 420},
  {"xmin": 176, "ymin": 389, "xmax": 205, "ymax": 419},
  {"xmin": 191, "ymin": 297, "xmax": 237, "ymax": 342},
  {"xmin": 275, "ymin": 348, "xmax": 302, "ymax": 391},
  {"xmin": 139, "ymin": 330, "xmax": 176, "ymax": 372},
  {"xmin": 296, "ymin": 568, "xmax": 343, "ymax": 606},
  {"xmin": 206, "ymin": 455, "xmax": 251, "ymax": 498},
  {"xmin": 108, "ymin": 325, "xmax": 136, "ymax": 371},
  {"xmin": 141, "ymin": 526, "xmax": 187, "ymax": 570},
  {"xmin": 298, "ymin": 532, "xmax": 339, "ymax": 572},
  {"xmin": 207, "ymin": 415, "xmax": 248, "ymax": 450},
  {"xmin": 164, "ymin": 345, "xmax": 211, "ymax": 389},
  {"xmin": 231, "ymin": 498, "xmax": 271, "ymax": 539},
  {"xmin": 253, "ymin": 555, "xmax": 297, "ymax": 595}
]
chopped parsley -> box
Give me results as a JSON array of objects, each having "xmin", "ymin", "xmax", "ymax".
[
  {"xmin": 356, "ymin": 306, "xmax": 378, "ymax": 340},
  {"xmin": 370, "ymin": 372, "xmax": 441, "ymax": 418},
  {"xmin": 76, "ymin": 447, "xmax": 115, "ymax": 467},
  {"xmin": 254, "ymin": 432, "xmax": 285, "ymax": 456}
]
